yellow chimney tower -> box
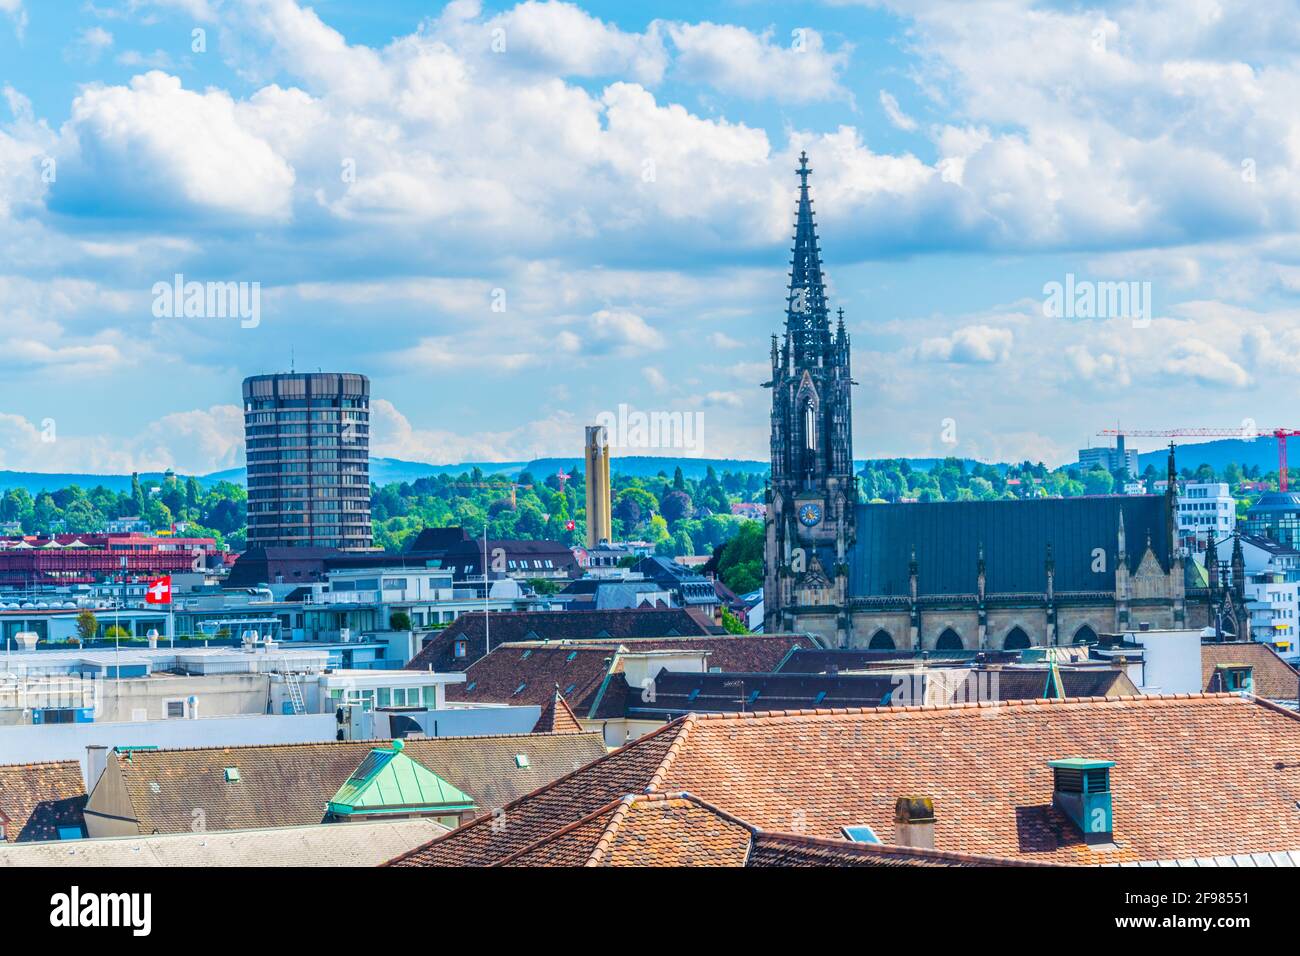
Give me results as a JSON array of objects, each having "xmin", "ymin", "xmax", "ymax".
[{"xmin": 584, "ymin": 425, "xmax": 612, "ymax": 547}]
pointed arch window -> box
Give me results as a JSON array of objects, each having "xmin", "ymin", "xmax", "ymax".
[
  {"xmin": 868, "ymin": 630, "xmax": 895, "ymax": 650},
  {"xmin": 804, "ymin": 399, "xmax": 817, "ymax": 452},
  {"xmin": 935, "ymin": 629, "xmax": 963, "ymax": 651},
  {"xmin": 1004, "ymin": 627, "xmax": 1031, "ymax": 651}
]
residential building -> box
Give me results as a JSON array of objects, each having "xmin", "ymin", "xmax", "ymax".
[
  {"xmin": 1176, "ymin": 481, "xmax": 1236, "ymax": 546},
  {"xmin": 390, "ymin": 693, "xmax": 1300, "ymax": 866},
  {"xmin": 0, "ymin": 759, "xmax": 86, "ymax": 842},
  {"xmin": 430, "ymin": 633, "xmax": 815, "ymax": 746},
  {"xmin": 82, "ymin": 731, "xmax": 607, "ymax": 838},
  {"xmin": 1201, "ymin": 641, "xmax": 1298, "ymax": 702},
  {"xmin": 243, "ymin": 372, "xmax": 372, "ymax": 551}
]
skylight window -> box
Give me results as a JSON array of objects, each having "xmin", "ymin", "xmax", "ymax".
[
  {"xmin": 224, "ymin": 767, "xmax": 240, "ymax": 783},
  {"xmin": 514, "ymin": 754, "xmax": 530, "ymax": 768},
  {"xmin": 513, "ymin": 682, "xmax": 527, "ymax": 696},
  {"xmin": 841, "ymin": 825, "xmax": 881, "ymax": 844}
]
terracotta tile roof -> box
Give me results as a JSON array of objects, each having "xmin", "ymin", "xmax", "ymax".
[
  {"xmin": 442, "ymin": 634, "xmax": 815, "ymax": 718},
  {"xmin": 0, "ymin": 760, "xmax": 86, "ymax": 842},
  {"xmin": 1202, "ymin": 642, "xmax": 1299, "ymax": 700},
  {"xmin": 531, "ymin": 687, "xmax": 585, "ymax": 734},
  {"xmin": 448, "ymin": 645, "xmax": 620, "ymax": 715},
  {"xmin": 99, "ymin": 732, "xmax": 606, "ymax": 835},
  {"xmin": 462, "ymin": 790, "xmax": 1031, "ymax": 867},
  {"xmin": 407, "ymin": 608, "xmax": 716, "ymax": 672},
  {"xmin": 391, "ymin": 693, "xmax": 1300, "ymax": 866}
]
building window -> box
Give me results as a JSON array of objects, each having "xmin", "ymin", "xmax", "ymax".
[
  {"xmin": 165, "ymin": 700, "xmax": 187, "ymax": 719},
  {"xmin": 454, "ymin": 639, "xmax": 468, "ymax": 658}
]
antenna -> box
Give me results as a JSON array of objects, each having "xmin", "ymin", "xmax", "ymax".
[{"xmin": 290, "ymin": 347, "xmax": 295, "ymax": 374}]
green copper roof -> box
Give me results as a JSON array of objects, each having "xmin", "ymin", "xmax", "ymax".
[
  {"xmin": 327, "ymin": 741, "xmax": 476, "ymax": 817},
  {"xmin": 1047, "ymin": 758, "xmax": 1115, "ymax": 771}
]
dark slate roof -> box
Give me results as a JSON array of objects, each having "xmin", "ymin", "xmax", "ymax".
[
  {"xmin": 405, "ymin": 526, "xmax": 470, "ymax": 554},
  {"xmin": 850, "ymin": 496, "xmax": 1169, "ymax": 598},
  {"xmin": 0, "ymin": 760, "xmax": 87, "ymax": 842},
  {"xmin": 102, "ymin": 733, "xmax": 607, "ymax": 834},
  {"xmin": 406, "ymin": 608, "xmax": 717, "ymax": 672},
  {"xmin": 224, "ymin": 547, "xmax": 341, "ymax": 589},
  {"xmin": 624, "ymin": 666, "xmax": 1136, "ymax": 719}
]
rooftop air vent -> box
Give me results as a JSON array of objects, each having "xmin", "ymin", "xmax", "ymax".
[{"xmin": 1048, "ymin": 758, "xmax": 1114, "ymax": 845}]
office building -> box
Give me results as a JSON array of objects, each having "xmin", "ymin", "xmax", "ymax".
[{"xmin": 243, "ymin": 373, "xmax": 372, "ymax": 551}]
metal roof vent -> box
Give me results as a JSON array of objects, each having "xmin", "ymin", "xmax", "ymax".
[{"xmin": 1048, "ymin": 758, "xmax": 1114, "ymax": 845}]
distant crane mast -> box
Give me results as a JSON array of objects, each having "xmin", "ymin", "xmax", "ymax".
[{"xmin": 1098, "ymin": 427, "xmax": 1300, "ymax": 491}]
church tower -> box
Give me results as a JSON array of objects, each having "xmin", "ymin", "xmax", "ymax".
[{"xmin": 763, "ymin": 153, "xmax": 856, "ymax": 641}]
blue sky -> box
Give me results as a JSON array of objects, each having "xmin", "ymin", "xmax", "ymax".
[{"xmin": 1, "ymin": 0, "xmax": 1298, "ymax": 475}]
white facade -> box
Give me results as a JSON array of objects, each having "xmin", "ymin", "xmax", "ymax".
[
  {"xmin": 1177, "ymin": 482, "xmax": 1236, "ymax": 543},
  {"xmin": 1245, "ymin": 572, "xmax": 1299, "ymax": 651}
]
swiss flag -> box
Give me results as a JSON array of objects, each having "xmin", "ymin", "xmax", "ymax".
[
  {"xmin": 565, "ymin": 520, "xmax": 576, "ymax": 531},
  {"xmin": 145, "ymin": 575, "xmax": 172, "ymax": 605}
]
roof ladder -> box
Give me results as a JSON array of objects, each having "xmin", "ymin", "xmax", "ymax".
[{"xmin": 285, "ymin": 672, "xmax": 306, "ymax": 715}]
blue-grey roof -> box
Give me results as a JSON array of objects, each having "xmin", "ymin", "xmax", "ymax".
[{"xmin": 849, "ymin": 496, "xmax": 1169, "ymax": 597}]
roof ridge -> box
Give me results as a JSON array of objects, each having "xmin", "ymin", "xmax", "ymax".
[
  {"xmin": 682, "ymin": 691, "xmax": 1249, "ymax": 722},
  {"xmin": 113, "ymin": 729, "xmax": 602, "ymax": 761},
  {"xmin": 383, "ymin": 717, "xmax": 693, "ymax": 865},
  {"xmin": 585, "ymin": 794, "xmax": 639, "ymax": 866},
  {"xmin": 488, "ymin": 795, "xmax": 629, "ymax": 867},
  {"xmin": 644, "ymin": 714, "xmax": 697, "ymax": 793},
  {"xmin": 0, "ymin": 758, "xmax": 81, "ymax": 771}
]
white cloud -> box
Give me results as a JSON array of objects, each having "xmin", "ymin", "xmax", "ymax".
[
  {"xmin": 667, "ymin": 22, "xmax": 849, "ymax": 102},
  {"xmin": 917, "ymin": 324, "xmax": 1012, "ymax": 364},
  {"xmin": 879, "ymin": 90, "xmax": 917, "ymax": 131},
  {"xmin": 53, "ymin": 72, "xmax": 296, "ymax": 222}
]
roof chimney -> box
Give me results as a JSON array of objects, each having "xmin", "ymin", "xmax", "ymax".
[
  {"xmin": 1048, "ymin": 759, "xmax": 1114, "ymax": 845},
  {"xmin": 892, "ymin": 796, "xmax": 935, "ymax": 850}
]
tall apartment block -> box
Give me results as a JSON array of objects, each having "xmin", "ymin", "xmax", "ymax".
[
  {"xmin": 242, "ymin": 372, "xmax": 372, "ymax": 551},
  {"xmin": 584, "ymin": 425, "xmax": 612, "ymax": 547}
]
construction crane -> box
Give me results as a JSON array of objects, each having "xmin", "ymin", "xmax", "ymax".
[{"xmin": 1098, "ymin": 427, "xmax": 1300, "ymax": 491}]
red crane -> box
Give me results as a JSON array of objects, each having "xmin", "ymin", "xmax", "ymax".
[{"xmin": 1098, "ymin": 427, "xmax": 1300, "ymax": 491}]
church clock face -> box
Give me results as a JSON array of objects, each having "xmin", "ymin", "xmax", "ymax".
[{"xmin": 798, "ymin": 502, "xmax": 823, "ymax": 527}]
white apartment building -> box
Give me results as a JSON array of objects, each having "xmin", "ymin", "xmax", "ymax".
[{"xmin": 1179, "ymin": 482, "xmax": 1236, "ymax": 543}]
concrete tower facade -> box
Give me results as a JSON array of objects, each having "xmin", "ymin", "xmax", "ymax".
[
  {"xmin": 584, "ymin": 425, "xmax": 613, "ymax": 547},
  {"xmin": 243, "ymin": 372, "xmax": 372, "ymax": 551}
]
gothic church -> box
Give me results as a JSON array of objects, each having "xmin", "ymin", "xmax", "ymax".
[{"xmin": 762, "ymin": 154, "xmax": 1233, "ymax": 649}]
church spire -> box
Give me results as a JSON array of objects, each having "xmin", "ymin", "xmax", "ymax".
[{"xmin": 786, "ymin": 151, "xmax": 831, "ymax": 361}]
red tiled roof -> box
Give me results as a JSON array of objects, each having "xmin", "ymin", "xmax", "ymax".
[
  {"xmin": 0, "ymin": 760, "xmax": 86, "ymax": 842},
  {"xmin": 1202, "ymin": 642, "xmax": 1298, "ymax": 700},
  {"xmin": 406, "ymin": 608, "xmax": 716, "ymax": 672},
  {"xmin": 444, "ymin": 790, "xmax": 1031, "ymax": 867},
  {"xmin": 443, "ymin": 634, "xmax": 815, "ymax": 717},
  {"xmin": 390, "ymin": 693, "xmax": 1300, "ymax": 866},
  {"xmin": 531, "ymin": 688, "xmax": 585, "ymax": 734}
]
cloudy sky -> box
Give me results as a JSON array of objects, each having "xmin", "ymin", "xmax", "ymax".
[{"xmin": 0, "ymin": 0, "xmax": 1298, "ymax": 475}]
